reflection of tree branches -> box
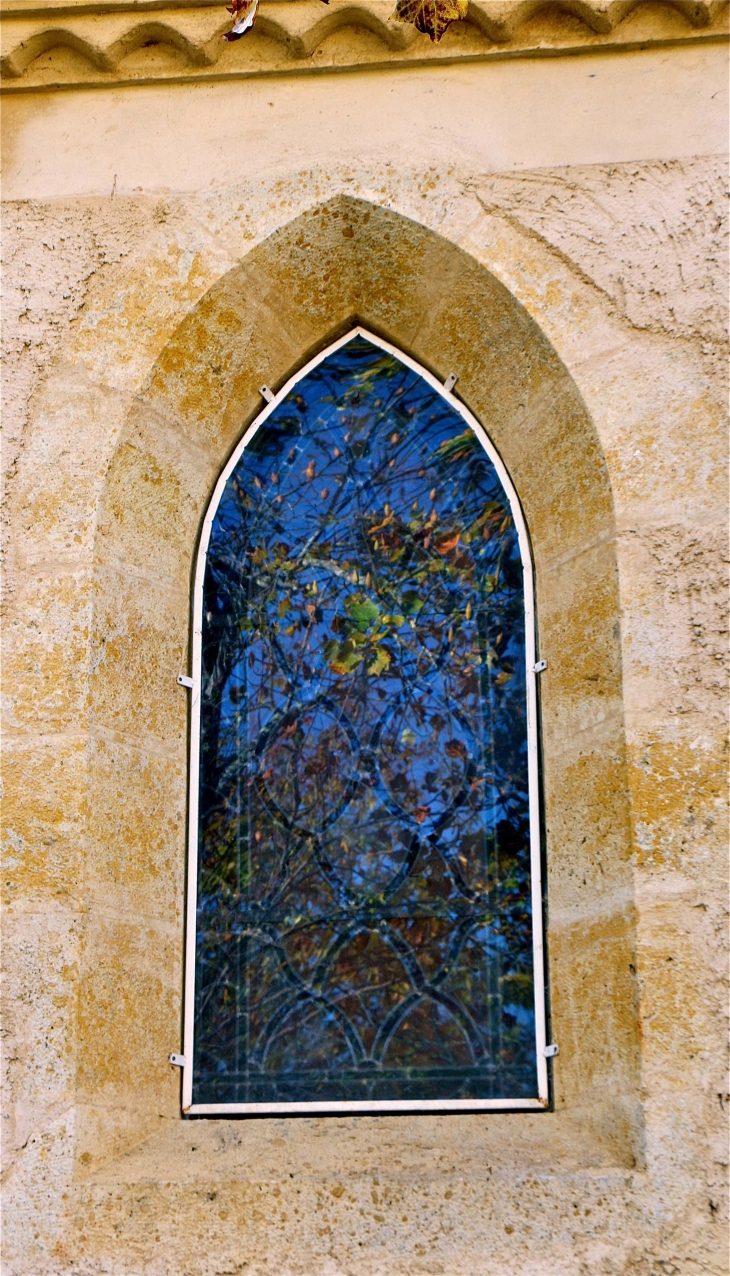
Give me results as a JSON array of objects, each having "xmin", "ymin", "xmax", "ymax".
[{"xmin": 195, "ymin": 339, "xmax": 534, "ymax": 1100}]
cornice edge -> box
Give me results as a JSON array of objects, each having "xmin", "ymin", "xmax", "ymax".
[{"xmin": 1, "ymin": 0, "xmax": 727, "ymax": 93}]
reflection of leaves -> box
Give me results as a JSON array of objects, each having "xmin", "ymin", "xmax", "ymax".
[
  {"xmin": 391, "ymin": 0, "xmax": 468, "ymax": 40},
  {"xmin": 432, "ymin": 430, "xmax": 478, "ymax": 462},
  {"xmin": 500, "ymin": 972, "xmax": 534, "ymax": 1008}
]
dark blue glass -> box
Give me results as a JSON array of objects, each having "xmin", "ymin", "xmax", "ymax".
[{"xmin": 193, "ymin": 336, "xmax": 536, "ymax": 1106}]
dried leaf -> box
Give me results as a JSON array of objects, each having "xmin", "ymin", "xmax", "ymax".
[
  {"xmin": 369, "ymin": 510, "xmax": 394, "ymax": 535},
  {"xmin": 391, "ymin": 0, "xmax": 467, "ymax": 41},
  {"xmin": 434, "ymin": 530, "xmax": 459, "ymax": 555},
  {"xmin": 223, "ymin": 0, "xmax": 259, "ymax": 40},
  {"xmin": 367, "ymin": 646, "xmax": 391, "ymax": 677}
]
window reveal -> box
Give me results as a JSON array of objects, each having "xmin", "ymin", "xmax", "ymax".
[{"xmin": 184, "ymin": 332, "xmax": 547, "ymax": 1112}]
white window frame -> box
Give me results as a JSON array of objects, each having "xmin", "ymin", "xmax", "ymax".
[{"xmin": 181, "ymin": 327, "xmax": 549, "ymax": 1115}]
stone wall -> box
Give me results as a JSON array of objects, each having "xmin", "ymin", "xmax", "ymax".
[{"xmin": 1, "ymin": 6, "xmax": 728, "ymax": 1272}]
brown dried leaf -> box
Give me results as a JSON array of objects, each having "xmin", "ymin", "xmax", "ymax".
[
  {"xmin": 434, "ymin": 530, "xmax": 459, "ymax": 555},
  {"xmin": 391, "ymin": 0, "xmax": 467, "ymax": 41}
]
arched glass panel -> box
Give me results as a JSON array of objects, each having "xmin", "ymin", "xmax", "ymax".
[{"xmin": 183, "ymin": 331, "xmax": 547, "ymax": 1113}]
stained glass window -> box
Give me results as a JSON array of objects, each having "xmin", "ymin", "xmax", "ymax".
[{"xmin": 183, "ymin": 331, "xmax": 547, "ymax": 1113}]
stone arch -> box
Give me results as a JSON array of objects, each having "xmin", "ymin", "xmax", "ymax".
[{"xmin": 87, "ymin": 196, "xmax": 641, "ymax": 1165}]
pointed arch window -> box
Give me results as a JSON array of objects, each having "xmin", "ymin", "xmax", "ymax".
[{"xmin": 182, "ymin": 331, "xmax": 548, "ymax": 1114}]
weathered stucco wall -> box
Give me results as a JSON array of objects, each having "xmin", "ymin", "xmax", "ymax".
[{"xmin": 1, "ymin": 10, "xmax": 728, "ymax": 1273}]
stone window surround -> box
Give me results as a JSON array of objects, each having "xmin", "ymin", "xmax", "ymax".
[{"xmin": 89, "ymin": 195, "xmax": 642, "ymax": 1165}]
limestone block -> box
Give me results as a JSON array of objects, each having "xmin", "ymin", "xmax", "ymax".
[
  {"xmin": 2, "ymin": 736, "xmax": 87, "ymax": 905},
  {"xmin": 88, "ymin": 569, "xmax": 188, "ymax": 743},
  {"xmin": 2, "ymin": 568, "xmax": 92, "ymax": 732},
  {"xmin": 85, "ymin": 735, "xmax": 186, "ymax": 927}
]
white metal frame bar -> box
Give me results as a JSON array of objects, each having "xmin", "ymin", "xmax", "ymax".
[{"xmin": 180, "ymin": 327, "xmax": 549, "ymax": 1115}]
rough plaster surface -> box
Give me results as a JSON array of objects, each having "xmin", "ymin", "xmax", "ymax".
[
  {"xmin": 2, "ymin": 43, "xmax": 728, "ymax": 203},
  {"xmin": 1, "ymin": 73, "xmax": 728, "ymax": 1276},
  {"xmin": 470, "ymin": 156, "xmax": 729, "ymax": 349}
]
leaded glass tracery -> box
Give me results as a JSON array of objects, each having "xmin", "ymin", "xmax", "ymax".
[{"xmin": 185, "ymin": 332, "xmax": 546, "ymax": 1111}]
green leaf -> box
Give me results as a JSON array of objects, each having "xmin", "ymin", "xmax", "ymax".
[
  {"xmin": 346, "ymin": 595, "xmax": 381, "ymax": 632},
  {"xmin": 401, "ymin": 591, "xmax": 424, "ymax": 616},
  {"xmin": 329, "ymin": 640, "xmax": 364, "ymax": 674},
  {"xmin": 337, "ymin": 651, "xmax": 364, "ymax": 673}
]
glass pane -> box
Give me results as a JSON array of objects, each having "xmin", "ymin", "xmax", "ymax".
[{"xmin": 193, "ymin": 335, "xmax": 537, "ymax": 1106}]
